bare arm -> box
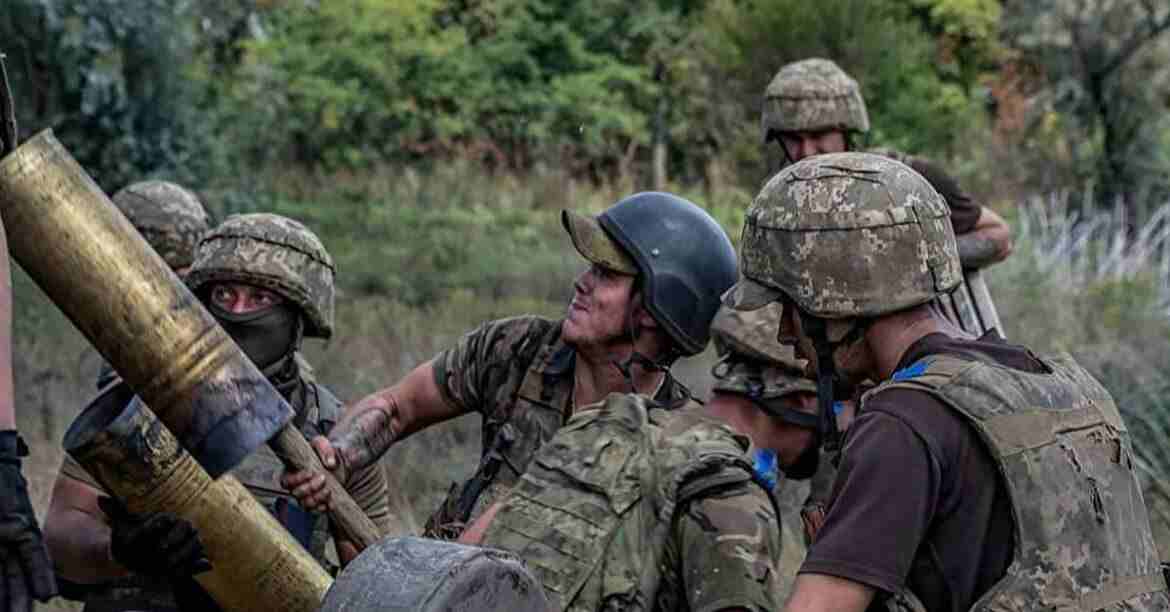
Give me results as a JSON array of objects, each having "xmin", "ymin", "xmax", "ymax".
[
  {"xmin": 956, "ymin": 207, "xmax": 1013, "ymax": 269},
  {"xmin": 43, "ymin": 474, "xmax": 130, "ymax": 583},
  {"xmin": 784, "ymin": 573, "xmax": 875, "ymax": 612},
  {"xmin": 285, "ymin": 360, "xmax": 462, "ymax": 512},
  {"xmin": 329, "ymin": 360, "xmax": 458, "ymax": 471}
]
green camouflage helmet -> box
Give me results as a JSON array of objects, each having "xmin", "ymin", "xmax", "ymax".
[
  {"xmin": 111, "ymin": 180, "xmax": 211, "ymax": 270},
  {"xmin": 725, "ymin": 152, "xmax": 961, "ymax": 319},
  {"xmin": 710, "ymin": 304, "xmax": 815, "ymax": 398},
  {"xmin": 186, "ymin": 213, "xmax": 335, "ymax": 339},
  {"xmin": 762, "ymin": 58, "xmax": 870, "ymax": 142}
]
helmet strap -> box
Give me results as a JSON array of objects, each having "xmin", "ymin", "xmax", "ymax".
[{"xmin": 801, "ymin": 314, "xmax": 842, "ymax": 453}]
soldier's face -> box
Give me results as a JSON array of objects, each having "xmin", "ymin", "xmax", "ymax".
[
  {"xmin": 779, "ymin": 129, "xmax": 847, "ymax": 162},
  {"xmin": 564, "ymin": 264, "xmax": 639, "ymax": 346},
  {"xmin": 209, "ymin": 282, "xmax": 286, "ymax": 314}
]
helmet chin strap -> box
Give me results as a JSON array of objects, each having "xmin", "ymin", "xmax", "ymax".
[
  {"xmin": 611, "ymin": 298, "xmax": 682, "ymax": 400},
  {"xmin": 801, "ymin": 313, "xmax": 868, "ymax": 454}
]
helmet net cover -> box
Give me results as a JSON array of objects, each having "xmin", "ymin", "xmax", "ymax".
[
  {"xmin": 738, "ymin": 152, "xmax": 961, "ymax": 319},
  {"xmin": 762, "ymin": 58, "xmax": 870, "ymax": 140},
  {"xmin": 186, "ymin": 213, "xmax": 336, "ymax": 339}
]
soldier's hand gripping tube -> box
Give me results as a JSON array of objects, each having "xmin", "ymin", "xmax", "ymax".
[
  {"xmin": 97, "ymin": 497, "xmax": 212, "ymax": 579},
  {"xmin": 0, "ymin": 131, "xmax": 380, "ymax": 551},
  {"xmin": 0, "ymin": 432, "xmax": 57, "ymax": 612}
]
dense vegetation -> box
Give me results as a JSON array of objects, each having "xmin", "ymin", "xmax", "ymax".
[{"xmin": 3, "ymin": 4, "xmax": 1170, "ymax": 608}]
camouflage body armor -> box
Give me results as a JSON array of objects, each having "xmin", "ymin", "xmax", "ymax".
[
  {"xmin": 479, "ymin": 393, "xmax": 769, "ymax": 611},
  {"xmin": 77, "ymin": 374, "xmax": 341, "ymax": 612},
  {"xmin": 870, "ymin": 353, "xmax": 1169, "ymax": 611}
]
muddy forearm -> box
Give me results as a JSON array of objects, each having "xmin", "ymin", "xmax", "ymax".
[{"xmin": 329, "ymin": 392, "xmax": 402, "ymax": 473}]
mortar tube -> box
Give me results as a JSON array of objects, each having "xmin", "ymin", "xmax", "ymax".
[
  {"xmin": 64, "ymin": 385, "xmax": 332, "ymax": 612},
  {"xmin": 0, "ymin": 129, "xmax": 292, "ymax": 476}
]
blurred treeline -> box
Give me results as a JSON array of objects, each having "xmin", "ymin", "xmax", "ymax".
[{"xmin": 3, "ymin": 0, "xmax": 1169, "ymax": 218}]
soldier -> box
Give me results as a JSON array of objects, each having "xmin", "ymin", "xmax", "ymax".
[
  {"xmin": 725, "ymin": 152, "xmax": 1169, "ymax": 611},
  {"xmin": 441, "ymin": 309, "xmax": 823, "ymax": 611},
  {"xmin": 761, "ymin": 57, "xmax": 1012, "ymax": 271},
  {"xmin": 44, "ymin": 213, "xmax": 392, "ymax": 612},
  {"xmin": 758, "ymin": 57, "xmax": 1014, "ymax": 541},
  {"xmin": 281, "ymin": 192, "xmax": 738, "ymax": 544},
  {"xmin": 0, "ymin": 211, "xmax": 57, "ymax": 612}
]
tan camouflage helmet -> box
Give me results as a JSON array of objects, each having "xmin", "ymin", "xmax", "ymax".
[
  {"xmin": 762, "ymin": 58, "xmax": 870, "ymax": 142},
  {"xmin": 186, "ymin": 213, "xmax": 336, "ymax": 339},
  {"xmin": 724, "ymin": 152, "xmax": 961, "ymax": 319},
  {"xmin": 711, "ymin": 304, "xmax": 816, "ymax": 398},
  {"xmin": 111, "ymin": 180, "xmax": 211, "ymax": 269}
]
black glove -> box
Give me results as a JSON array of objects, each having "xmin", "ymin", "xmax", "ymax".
[
  {"xmin": 0, "ymin": 431, "xmax": 57, "ymax": 612},
  {"xmin": 97, "ymin": 496, "xmax": 211, "ymax": 579}
]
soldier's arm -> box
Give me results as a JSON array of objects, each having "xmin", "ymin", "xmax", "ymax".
[
  {"xmin": 783, "ymin": 573, "xmax": 874, "ymax": 611},
  {"xmin": 284, "ymin": 361, "xmax": 459, "ymax": 510},
  {"xmin": 956, "ymin": 206, "xmax": 1013, "ymax": 269},
  {"xmin": 675, "ymin": 487, "xmax": 785, "ymax": 612},
  {"xmin": 43, "ymin": 472, "xmax": 130, "ymax": 583}
]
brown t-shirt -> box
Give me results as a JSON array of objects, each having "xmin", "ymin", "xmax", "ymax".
[
  {"xmin": 873, "ymin": 150, "xmax": 981, "ymax": 236},
  {"xmin": 799, "ymin": 332, "xmax": 1042, "ymax": 611}
]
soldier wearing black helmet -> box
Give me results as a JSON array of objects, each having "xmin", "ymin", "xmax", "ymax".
[{"xmin": 281, "ymin": 192, "xmax": 739, "ymax": 546}]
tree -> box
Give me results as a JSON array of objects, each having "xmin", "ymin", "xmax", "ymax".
[
  {"xmin": 0, "ymin": 0, "xmax": 213, "ymax": 190},
  {"xmin": 1002, "ymin": 0, "xmax": 1170, "ymax": 222}
]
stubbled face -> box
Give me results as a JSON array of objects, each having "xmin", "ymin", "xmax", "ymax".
[
  {"xmin": 779, "ymin": 129, "xmax": 848, "ymax": 162},
  {"xmin": 563, "ymin": 264, "xmax": 639, "ymax": 347},
  {"xmin": 209, "ymin": 282, "xmax": 285, "ymax": 314},
  {"xmin": 778, "ymin": 300, "xmax": 870, "ymax": 386}
]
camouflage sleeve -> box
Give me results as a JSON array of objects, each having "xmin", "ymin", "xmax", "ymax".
[
  {"xmin": 670, "ymin": 485, "xmax": 785, "ymax": 612},
  {"xmin": 59, "ymin": 455, "xmax": 106, "ymax": 491},
  {"xmin": 431, "ymin": 316, "xmax": 554, "ymax": 417},
  {"xmin": 344, "ymin": 459, "xmax": 394, "ymax": 535}
]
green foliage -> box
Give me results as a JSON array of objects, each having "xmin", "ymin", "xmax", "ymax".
[
  {"xmin": 0, "ymin": 0, "xmax": 212, "ymax": 190},
  {"xmin": 684, "ymin": 0, "xmax": 993, "ymax": 186}
]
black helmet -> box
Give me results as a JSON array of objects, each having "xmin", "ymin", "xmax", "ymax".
[{"xmin": 566, "ymin": 192, "xmax": 736, "ymax": 356}]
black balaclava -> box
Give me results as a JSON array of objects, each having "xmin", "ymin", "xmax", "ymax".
[{"xmin": 207, "ymin": 299, "xmax": 303, "ymax": 399}]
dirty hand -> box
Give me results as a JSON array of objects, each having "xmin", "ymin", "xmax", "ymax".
[
  {"xmin": 0, "ymin": 432, "xmax": 57, "ymax": 612},
  {"xmin": 280, "ymin": 435, "xmax": 346, "ymax": 513},
  {"xmin": 97, "ymin": 497, "xmax": 211, "ymax": 579}
]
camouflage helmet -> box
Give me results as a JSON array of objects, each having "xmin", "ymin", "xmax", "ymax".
[
  {"xmin": 724, "ymin": 152, "xmax": 961, "ymax": 319},
  {"xmin": 762, "ymin": 58, "xmax": 870, "ymax": 142},
  {"xmin": 711, "ymin": 304, "xmax": 816, "ymax": 399},
  {"xmin": 111, "ymin": 180, "xmax": 211, "ymax": 269},
  {"xmin": 186, "ymin": 213, "xmax": 335, "ymax": 339}
]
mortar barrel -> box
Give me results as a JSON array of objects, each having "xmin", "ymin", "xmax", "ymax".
[
  {"xmin": 64, "ymin": 386, "xmax": 332, "ymax": 612},
  {"xmin": 0, "ymin": 129, "xmax": 292, "ymax": 477}
]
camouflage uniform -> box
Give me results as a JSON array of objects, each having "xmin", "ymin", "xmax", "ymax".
[
  {"xmin": 424, "ymin": 316, "xmax": 694, "ymax": 539},
  {"xmin": 111, "ymin": 180, "xmax": 211, "ymax": 270},
  {"xmin": 725, "ymin": 152, "xmax": 1170, "ymax": 610},
  {"xmin": 708, "ymin": 310, "xmax": 818, "ymax": 604},
  {"xmin": 479, "ymin": 393, "xmax": 783, "ymax": 612},
  {"xmin": 60, "ymin": 214, "xmax": 390, "ymax": 612}
]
